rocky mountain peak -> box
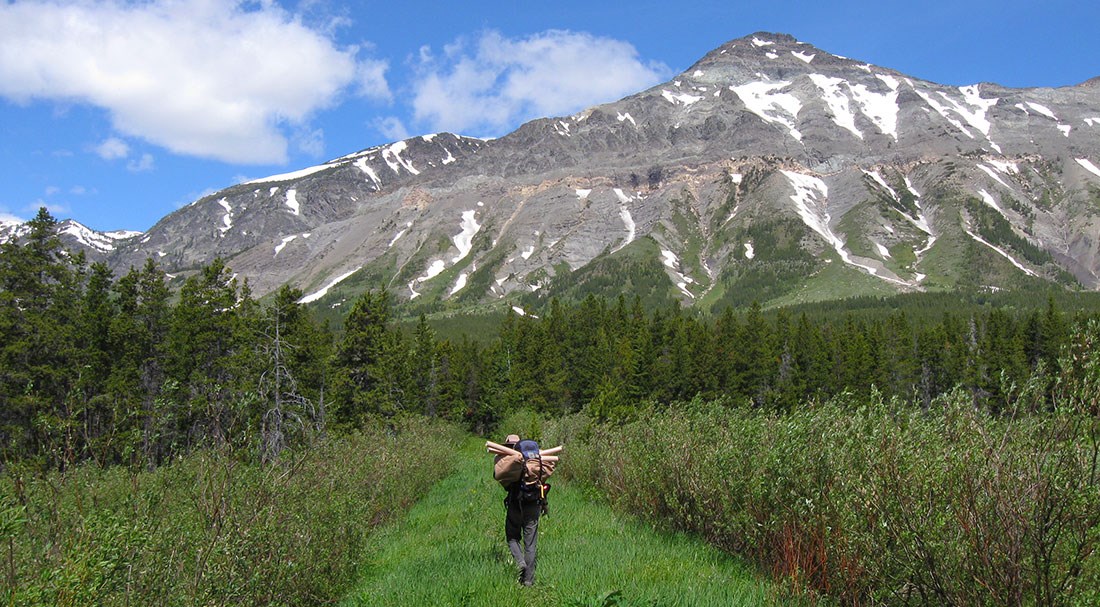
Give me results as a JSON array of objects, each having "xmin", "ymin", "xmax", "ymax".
[{"xmin": 16, "ymin": 33, "xmax": 1100, "ymax": 315}]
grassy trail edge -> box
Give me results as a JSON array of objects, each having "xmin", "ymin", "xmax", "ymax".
[{"xmin": 341, "ymin": 437, "xmax": 792, "ymax": 607}]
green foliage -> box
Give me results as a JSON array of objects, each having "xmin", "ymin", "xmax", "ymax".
[
  {"xmin": 523, "ymin": 238, "xmax": 678, "ymax": 311},
  {"xmin": 705, "ymin": 218, "xmax": 820, "ymax": 311},
  {"xmin": 550, "ymin": 378, "xmax": 1100, "ymax": 605},
  {"xmin": 3, "ymin": 419, "xmax": 464, "ymax": 607},
  {"xmin": 964, "ymin": 197, "xmax": 1074, "ymax": 285}
]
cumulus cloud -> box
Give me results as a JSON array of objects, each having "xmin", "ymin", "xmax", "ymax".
[
  {"xmin": 0, "ymin": 0, "xmax": 391, "ymax": 164},
  {"xmin": 95, "ymin": 137, "xmax": 130, "ymax": 160},
  {"xmin": 376, "ymin": 116, "xmax": 410, "ymax": 141},
  {"xmin": 127, "ymin": 153, "xmax": 155, "ymax": 172},
  {"xmin": 410, "ymin": 30, "xmax": 670, "ymax": 137}
]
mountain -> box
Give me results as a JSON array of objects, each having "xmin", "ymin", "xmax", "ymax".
[
  {"xmin": 0, "ymin": 217, "xmax": 140, "ymax": 261},
  {"xmin": 15, "ymin": 33, "xmax": 1100, "ymax": 314}
]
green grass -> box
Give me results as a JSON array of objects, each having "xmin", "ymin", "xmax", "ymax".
[
  {"xmin": 765, "ymin": 258, "xmax": 900, "ymax": 308},
  {"xmin": 341, "ymin": 438, "xmax": 790, "ymax": 607}
]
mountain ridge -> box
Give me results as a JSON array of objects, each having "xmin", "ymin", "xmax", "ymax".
[{"xmin": 7, "ymin": 32, "xmax": 1100, "ymax": 314}]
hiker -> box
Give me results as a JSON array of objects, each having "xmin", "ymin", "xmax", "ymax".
[{"xmin": 494, "ymin": 433, "xmax": 550, "ymax": 587}]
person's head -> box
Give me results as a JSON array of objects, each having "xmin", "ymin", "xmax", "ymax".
[{"xmin": 504, "ymin": 434, "xmax": 520, "ymax": 448}]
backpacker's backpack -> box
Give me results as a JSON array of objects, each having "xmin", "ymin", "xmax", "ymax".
[{"xmin": 509, "ymin": 439, "xmax": 550, "ymax": 513}]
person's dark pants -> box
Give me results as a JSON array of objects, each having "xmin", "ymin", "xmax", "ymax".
[{"xmin": 506, "ymin": 499, "xmax": 541, "ymax": 585}]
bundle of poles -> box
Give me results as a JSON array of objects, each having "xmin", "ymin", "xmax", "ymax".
[{"xmin": 485, "ymin": 440, "xmax": 562, "ymax": 462}]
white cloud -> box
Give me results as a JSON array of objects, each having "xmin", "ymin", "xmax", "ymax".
[
  {"xmin": 411, "ymin": 29, "xmax": 670, "ymax": 136},
  {"xmin": 25, "ymin": 200, "xmax": 69, "ymax": 217},
  {"xmin": 356, "ymin": 59, "xmax": 392, "ymax": 101},
  {"xmin": 376, "ymin": 116, "xmax": 410, "ymax": 141},
  {"xmin": 0, "ymin": 210, "xmax": 25, "ymax": 225},
  {"xmin": 95, "ymin": 137, "xmax": 130, "ymax": 160},
  {"xmin": 293, "ymin": 127, "xmax": 326, "ymax": 157},
  {"xmin": 127, "ymin": 153, "xmax": 155, "ymax": 172},
  {"xmin": 0, "ymin": 0, "xmax": 391, "ymax": 165}
]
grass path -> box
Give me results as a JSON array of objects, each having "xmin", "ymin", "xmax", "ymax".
[{"xmin": 341, "ymin": 437, "xmax": 793, "ymax": 607}]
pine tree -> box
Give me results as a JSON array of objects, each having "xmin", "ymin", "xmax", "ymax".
[
  {"xmin": 331, "ymin": 289, "xmax": 405, "ymax": 426},
  {"xmin": 165, "ymin": 259, "xmax": 246, "ymax": 448},
  {"xmin": 410, "ymin": 314, "xmax": 440, "ymax": 417}
]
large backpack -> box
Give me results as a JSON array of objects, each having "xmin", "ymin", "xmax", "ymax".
[{"xmin": 509, "ymin": 439, "xmax": 550, "ymax": 512}]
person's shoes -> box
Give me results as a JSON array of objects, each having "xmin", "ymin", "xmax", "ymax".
[{"xmin": 518, "ymin": 567, "xmax": 526, "ymax": 585}]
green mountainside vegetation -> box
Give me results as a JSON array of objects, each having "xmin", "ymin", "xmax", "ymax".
[{"xmin": 4, "ymin": 209, "xmax": 1100, "ymax": 605}]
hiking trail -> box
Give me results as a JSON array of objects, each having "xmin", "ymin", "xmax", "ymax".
[{"xmin": 341, "ymin": 437, "xmax": 792, "ymax": 606}]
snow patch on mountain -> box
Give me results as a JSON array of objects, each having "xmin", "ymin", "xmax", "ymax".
[
  {"xmin": 618, "ymin": 208, "xmax": 636, "ymax": 251},
  {"xmin": 659, "ymin": 249, "xmax": 695, "ymax": 298},
  {"xmin": 977, "ymin": 189, "xmax": 1008, "ymax": 219},
  {"xmin": 978, "ymin": 164, "xmax": 1012, "ymax": 190},
  {"xmin": 963, "ymin": 228, "xmax": 1037, "ymax": 277},
  {"xmin": 1077, "ymin": 158, "xmax": 1100, "ymax": 179},
  {"xmin": 388, "ymin": 222, "xmax": 412, "ymax": 248},
  {"xmin": 382, "ymin": 141, "xmax": 420, "ymax": 175},
  {"xmin": 59, "ymin": 221, "xmax": 136, "ymax": 253},
  {"xmin": 849, "ymin": 79, "xmax": 899, "ymax": 140},
  {"xmin": 783, "ymin": 170, "xmax": 906, "ymax": 285},
  {"xmin": 612, "ymin": 189, "xmax": 637, "ymax": 252},
  {"xmin": 1023, "ymin": 102, "xmax": 1058, "ymax": 120},
  {"xmin": 662, "ymin": 90, "xmax": 703, "ymax": 106},
  {"xmin": 418, "ymin": 260, "xmax": 446, "ymax": 283},
  {"xmin": 285, "ymin": 190, "xmax": 300, "ymax": 216},
  {"xmin": 810, "ymin": 75, "xmax": 863, "ymax": 139},
  {"xmin": 298, "ymin": 266, "xmax": 361, "ymax": 303},
  {"xmin": 744, "ymin": 242, "xmax": 755, "ymax": 259},
  {"xmin": 864, "ymin": 170, "xmax": 899, "ymax": 200},
  {"xmin": 450, "ymin": 272, "xmax": 468, "ymax": 295},
  {"xmin": 217, "ymin": 198, "xmax": 233, "ymax": 234},
  {"xmin": 915, "ymin": 85, "xmax": 1001, "ymax": 151},
  {"xmin": 354, "ymin": 158, "xmax": 383, "ymax": 189},
  {"xmin": 731, "ymin": 81, "xmax": 802, "ymax": 141},
  {"xmin": 792, "ymin": 50, "xmax": 815, "ymax": 63},
  {"xmin": 451, "ymin": 210, "xmax": 481, "ymax": 263},
  {"xmin": 274, "ymin": 235, "xmax": 297, "ymax": 256},
  {"xmin": 246, "ymin": 162, "xmax": 337, "ymax": 185}
]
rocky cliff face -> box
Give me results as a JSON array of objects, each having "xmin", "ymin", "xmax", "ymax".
[{"xmin": 25, "ymin": 33, "xmax": 1100, "ymax": 312}]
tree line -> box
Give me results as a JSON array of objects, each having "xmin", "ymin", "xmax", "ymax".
[{"xmin": 2, "ymin": 209, "xmax": 1093, "ymax": 470}]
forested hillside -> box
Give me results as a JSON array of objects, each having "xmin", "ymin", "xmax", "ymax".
[{"xmin": 4, "ymin": 209, "xmax": 1100, "ymax": 468}]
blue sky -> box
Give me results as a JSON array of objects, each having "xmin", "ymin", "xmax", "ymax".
[{"xmin": 1, "ymin": 0, "xmax": 1097, "ymax": 233}]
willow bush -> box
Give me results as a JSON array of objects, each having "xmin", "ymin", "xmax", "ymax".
[
  {"xmin": 544, "ymin": 323, "xmax": 1100, "ymax": 606},
  {"xmin": 2, "ymin": 417, "xmax": 464, "ymax": 607}
]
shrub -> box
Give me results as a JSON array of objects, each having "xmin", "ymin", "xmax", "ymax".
[
  {"xmin": 559, "ymin": 386, "xmax": 1100, "ymax": 605},
  {"xmin": 3, "ymin": 417, "xmax": 464, "ymax": 606}
]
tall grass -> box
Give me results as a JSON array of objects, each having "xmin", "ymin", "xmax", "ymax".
[
  {"xmin": 545, "ymin": 385, "xmax": 1100, "ymax": 606},
  {"xmin": 342, "ymin": 436, "xmax": 793, "ymax": 607},
  {"xmin": 2, "ymin": 418, "xmax": 465, "ymax": 606}
]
